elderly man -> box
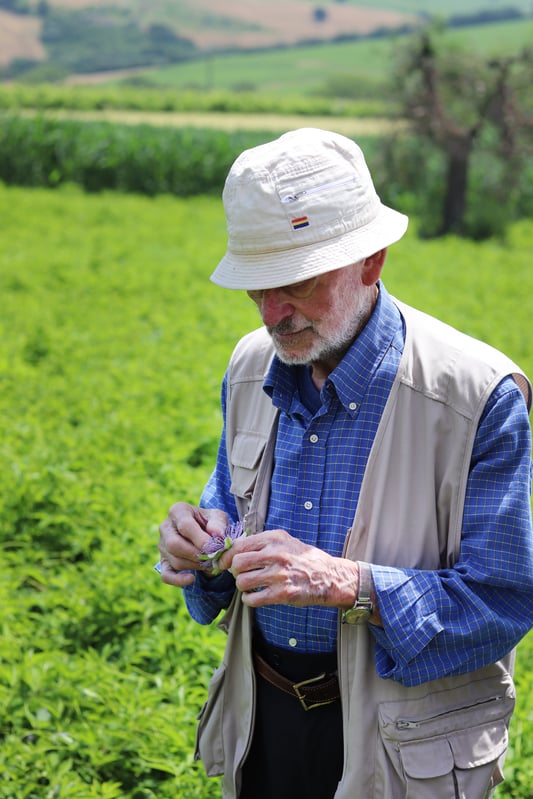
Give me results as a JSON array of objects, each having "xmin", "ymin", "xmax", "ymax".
[{"xmin": 158, "ymin": 128, "xmax": 533, "ymax": 799}]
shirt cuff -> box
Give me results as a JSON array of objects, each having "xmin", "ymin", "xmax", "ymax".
[
  {"xmin": 183, "ymin": 568, "xmax": 235, "ymax": 605},
  {"xmin": 182, "ymin": 570, "xmax": 236, "ymax": 624},
  {"xmin": 195, "ymin": 569, "xmax": 235, "ymax": 593},
  {"xmin": 369, "ymin": 565, "xmax": 444, "ymax": 682}
]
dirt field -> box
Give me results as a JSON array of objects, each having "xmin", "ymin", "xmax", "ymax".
[
  {"xmin": 0, "ymin": 11, "xmax": 45, "ymax": 66},
  {"xmin": 16, "ymin": 107, "xmax": 405, "ymax": 136}
]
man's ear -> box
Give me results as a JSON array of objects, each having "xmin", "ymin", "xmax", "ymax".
[{"xmin": 361, "ymin": 248, "xmax": 387, "ymax": 286}]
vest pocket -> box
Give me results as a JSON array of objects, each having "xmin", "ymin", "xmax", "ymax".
[
  {"xmin": 229, "ymin": 431, "xmax": 267, "ymax": 500},
  {"xmin": 377, "ymin": 692, "xmax": 514, "ymax": 799},
  {"xmin": 194, "ymin": 663, "xmax": 226, "ymax": 776}
]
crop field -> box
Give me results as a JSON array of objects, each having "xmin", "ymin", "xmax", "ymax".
[{"xmin": 1, "ymin": 183, "xmax": 532, "ymax": 797}]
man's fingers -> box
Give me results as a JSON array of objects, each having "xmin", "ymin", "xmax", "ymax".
[
  {"xmin": 159, "ymin": 561, "xmax": 196, "ymax": 587},
  {"xmin": 158, "ymin": 518, "xmax": 200, "ymax": 563},
  {"xmin": 166, "ymin": 503, "xmax": 229, "ymax": 549}
]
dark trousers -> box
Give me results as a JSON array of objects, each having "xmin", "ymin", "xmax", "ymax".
[{"xmin": 239, "ymin": 639, "xmax": 343, "ymax": 799}]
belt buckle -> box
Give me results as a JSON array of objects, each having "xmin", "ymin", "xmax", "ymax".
[{"xmin": 293, "ymin": 672, "xmax": 335, "ymax": 711}]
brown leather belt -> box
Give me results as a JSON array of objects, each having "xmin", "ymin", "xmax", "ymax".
[{"xmin": 253, "ymin": 651, "xmax": 340, "ymax": 711}]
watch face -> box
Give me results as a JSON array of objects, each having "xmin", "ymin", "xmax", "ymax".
[{"xmin": 342, "ymin": 606, "xmax": 372, "ymax": 625}]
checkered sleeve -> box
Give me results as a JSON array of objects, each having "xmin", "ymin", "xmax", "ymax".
[
  {"xmin": 370, "ymin": 378, "xmax": 533, "ymax": 687},
  {"xmin": 182, "ymin": 372, "xmax": 238, "ymax": 624}
]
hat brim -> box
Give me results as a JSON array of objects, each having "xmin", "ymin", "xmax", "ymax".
[{"xmin": 210, "ymin": 204, "xmax": 408, "ymax": 290}]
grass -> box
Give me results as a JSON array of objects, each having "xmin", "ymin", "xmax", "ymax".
[{"xmin": 0, "ymin": 183, "xmax": 531, "ymax": 797}]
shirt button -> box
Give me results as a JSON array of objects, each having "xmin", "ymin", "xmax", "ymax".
[
  {"xmin": 304, "ymin": 501, "xmax": 313, "ymax": 510},
  {"xmin": 349, "ymin": 401, "xmax": 358, "ymax": 411},
  {"xmin": 288, "ymin": 637, "xmax": 298, "ymax": 648},
  {"xmin": 310, "ymin": 434, "xmax": 319, "ymax": 443}
]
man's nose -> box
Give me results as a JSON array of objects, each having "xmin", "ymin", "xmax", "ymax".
[{"xmin": 259, "ymin": 289, "xmax": 295, "ymax": 326}]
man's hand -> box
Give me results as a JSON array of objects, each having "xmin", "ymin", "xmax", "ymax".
[
  {"xmin": 218, "ymin": 528, "xmax": 360, "ymax": 609},
  {"xmin": 158, "ymin": 502, "xmax": 230, "ymax": 588}
]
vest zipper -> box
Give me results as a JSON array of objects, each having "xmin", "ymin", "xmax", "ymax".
[
  {"xmin": 280, "ymin": 174, "xmax": 357, "ymax": 204},
  {"xmin": 395, "ymin": 694, "xmax": 504, "ymax": 731},
  {"xmin": 396, "ymin": 720, "xmax": 419, "ymax": 730}
]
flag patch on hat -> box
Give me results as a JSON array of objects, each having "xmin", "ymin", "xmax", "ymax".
[{"xmin": 291, "ymin": 216, "xmax": 309, "ymax": 230}]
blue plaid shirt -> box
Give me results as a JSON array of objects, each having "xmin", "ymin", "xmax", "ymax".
[{"xmin": 183, "ymin": 284, "xmax": 533, "ymax": 687}]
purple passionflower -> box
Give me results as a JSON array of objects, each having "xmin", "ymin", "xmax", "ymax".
[{"xmin": 198, "ymin": 520, "xmax": 246, "ymax": 574}]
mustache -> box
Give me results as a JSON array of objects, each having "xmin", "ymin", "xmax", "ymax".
[{"xmin": 268, "ymin": 319, "xmax": 314, "ymax": 336}]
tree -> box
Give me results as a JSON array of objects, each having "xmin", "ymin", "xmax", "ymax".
[{"xmin": 391, "ymin": 29, "xmax": 533, "ymax": 238}]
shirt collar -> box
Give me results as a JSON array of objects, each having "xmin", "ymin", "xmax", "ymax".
[{"xmin": 263, "ymin": 282, "xmax": 404, "ymax": 415}]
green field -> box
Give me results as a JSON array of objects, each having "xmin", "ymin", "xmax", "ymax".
[
  {"xmin": 1, "ymin": 184, "xmax": 532, "ymax": 797},
  {"xmin": 112, "ymin": 19, "xmax": 533, "ymax": 96}
]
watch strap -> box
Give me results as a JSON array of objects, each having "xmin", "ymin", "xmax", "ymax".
[
  {"xmin": 341, "ymin": 561, "xmax": 374, "ymax": 624},
  {"xmin": 357, "ymin": 561, "xmax": 372, "ymax": 605}
]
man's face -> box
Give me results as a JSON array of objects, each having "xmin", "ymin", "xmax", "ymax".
[{"xmin": 246, "ymin": 262, "xmax": 376, "ymax": 372}]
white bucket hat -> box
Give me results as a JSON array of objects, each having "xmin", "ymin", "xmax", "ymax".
[{"xmin": 210, "ymin": 127, "xmax": 408, "ymax": 291}]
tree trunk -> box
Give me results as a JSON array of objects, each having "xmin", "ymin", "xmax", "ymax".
[{"xmin": 439, "ymin": 136, "xmax": 473, "ymax": 235}]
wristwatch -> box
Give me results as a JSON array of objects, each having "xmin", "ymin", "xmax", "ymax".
[{"xmin": 342, "ymin": 561, "xmax": 373, "ymax": 624}]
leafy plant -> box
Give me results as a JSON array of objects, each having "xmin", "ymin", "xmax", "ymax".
[{"xmin": 0, "ymin": 184, "xmax": 531, "ymax": 796}]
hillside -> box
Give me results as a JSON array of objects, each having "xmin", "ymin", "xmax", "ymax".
[
  {"xmin": 1, "ymin": 1, "xmax": 417, "ymax": 69},
  {"xmin": 1, "ymin": 0, "xmax": 531, "ymax": 78}
]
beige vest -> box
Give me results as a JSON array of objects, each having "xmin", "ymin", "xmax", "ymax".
[{"xmin": 195, "ymin": 299, "xmax": 531, "ymax": 799}]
